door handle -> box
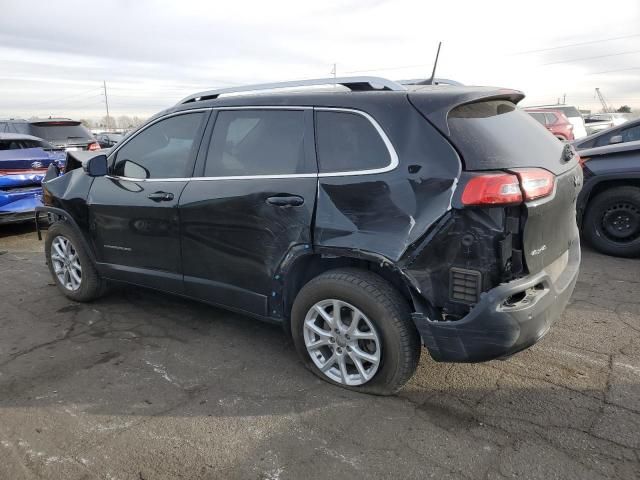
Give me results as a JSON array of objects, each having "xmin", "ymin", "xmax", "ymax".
[
  {"xmin": 148, "ymin": 191, "xmax": 174, "ymax": 202},
  {"xmin": 266, "ymin": 195, "xmax": 304, "ymax": 207}
]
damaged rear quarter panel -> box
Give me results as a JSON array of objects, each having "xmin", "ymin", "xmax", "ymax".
[{"xmin": 314, "ymin": 96, "xmax": 461, "ymax": 262}]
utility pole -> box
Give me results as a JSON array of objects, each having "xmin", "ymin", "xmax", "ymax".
[
  {"xmin": 103, "ymin": 80, "xmax": 111, "ymax": 131},
  {"xmin": 562, "ymin": 93, "xmax": 566, "ymax": 104},
  {"xmin": 331, "ymin": 63, "xmax": 337, "ymax": 86}
]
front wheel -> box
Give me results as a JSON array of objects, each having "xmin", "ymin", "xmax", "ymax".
[
  {"xmin": 291, "ymin": 268, "xmax": 421, "ymax": 395},
  {"xmin": 45, "ymin": 222, "xmax": 106, "ymax": 301},
  {"xmin": 583, "ymin": 186, "xmax": 640, "ymax": 257}
]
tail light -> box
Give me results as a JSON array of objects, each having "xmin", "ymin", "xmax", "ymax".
[
  {"xmin": 88, "ymin": 142, "xmax": 101, "ymax": 151},
  {"xmin": 462, "ymin": 173, "xmax": 522, "ymax": 205},
  {"xmin": 462, "ymin": 168, "xmax": 555, "ymax": 206},
  {"xmin": 511, "ymin": 168, "xmax": 555, "ymax": 200}
]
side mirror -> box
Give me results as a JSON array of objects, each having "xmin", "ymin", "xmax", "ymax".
[
  {"xmin": 609, "ymin": 135, "xmax": 623, "ymax": 145},
  {"xmin": 84, "ymin": 154, "xmax": 108, "ymax": 177}
]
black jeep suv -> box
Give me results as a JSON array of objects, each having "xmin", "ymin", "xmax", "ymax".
[{"xmin": 36, "ymin": 77, "xmax": 582, "ymax": 394}]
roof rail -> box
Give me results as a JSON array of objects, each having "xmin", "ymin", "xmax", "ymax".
[{"xmin": 177, "ymin": 76, "xmax": 407, "ymax": 105}]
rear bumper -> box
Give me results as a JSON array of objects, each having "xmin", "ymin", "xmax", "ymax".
[
  {"xmin": 0, "ymin": 191, "xmax": 42, "ymax": 224},
  {"xmin": 0, "ymin": 211, "xmax": 36, "ymax": 224},
  {"xmin": 413, "ymin": 237, "xmax": 580, "ymax": 362}
]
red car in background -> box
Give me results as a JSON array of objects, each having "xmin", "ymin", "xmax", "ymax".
[{"xmin": 525, "ymin": 109, "xmax": 575, "ymax": 141}]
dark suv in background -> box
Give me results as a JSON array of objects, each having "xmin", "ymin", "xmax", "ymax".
[
  {"xmin": 0, "ymin": 118, "xmax": 100, "ymax": 151},
  {"xmin": 37, "ymin": 77, "xmax": 582, "ymax": 394}
]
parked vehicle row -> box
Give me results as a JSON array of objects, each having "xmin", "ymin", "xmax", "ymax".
[
  {"xmin": 573, "ymin": 128, "xmax": 640, "ymax": 257},
  {"xmin": 0, "ymin": 133, "xmax": 65, "ymax": 223},
  {"xmin": 524, "ymin": 104, "xmax": 588, "ymax": 139},
  {"xmin": 573, "ymin": 117, "xmax": 640, "ymax": 150},
  {"xmin": 94, "ymin": 132, "xmax": 124, "ymax": 149},
  {"xmin": 0, "ymin": 118, "xmax": 100, "ymax": 152},
  {"xmin": 583, "ymin": 113, "xmax": 629, "ymax": 134},
  {"xmin": 36, "ymin": 76, "xmax": 582, "ymax": 394},
  {"xmin": 525, "ymin": 109, "xmax": 575, "ymax": 141}
]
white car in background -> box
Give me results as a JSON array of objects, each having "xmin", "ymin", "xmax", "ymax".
[
  {"xmin": 524, "ymin": 104, "xmax": 588, "ymax": 139},
  {"xmin": 583, "ymin": 113, "xmax": 630, "ymax": 134}
]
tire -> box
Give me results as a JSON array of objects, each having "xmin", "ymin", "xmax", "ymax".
[
  {"xmin": 583, "ymin": 186, "xmax": 640, "ymax": 257},
  {"xmin": 45, "ymin": 222, "xmax": 106, "ymax": 301},
  {"xmin": 291, "ymin": 268, "xmax": 420, "ymax": 395}
]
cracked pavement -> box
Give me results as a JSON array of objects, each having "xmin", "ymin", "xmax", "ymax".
[{"xmin": 0, "ymin": 223, "xmax": 639, "ymax": 479}]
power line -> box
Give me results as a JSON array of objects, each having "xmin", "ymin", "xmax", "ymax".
[
  {"xmin": 27, "ymin": 87, "xmax": 103, "ymax": 108},
  {"xmin": 344, "ymin": 63, "xmax": 430, "ymax": 74},
  {"xmin": 511, "ymin": 33, "xmax": 640, "ymax": 55},
  {"xmin": 541, "ymin": 49, "xmax": 640, "ymax": 66},
  {"xmin": 589, "ymin": 66, "xmax": 640, "ymax": 75}
]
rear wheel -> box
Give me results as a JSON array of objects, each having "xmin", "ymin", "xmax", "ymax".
[
  {"xmin": 291, "ymin": 268, "xmax": 420, "ymax": 395},
  {"xmin": 45, "ymin": 222, "xmax": 106, "ymax": 301},
  {"xmin": 583, "ymin": 186, "xmax": 640, "ymax": 257}
]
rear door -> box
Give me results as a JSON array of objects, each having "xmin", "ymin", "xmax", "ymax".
[
  {"xmin": 88, "ymin": 111, "xmax": 208, "ymax": 292},
  {"xmin": 179, "ymin": 108, "xmax": 317, "ymax": 317}
]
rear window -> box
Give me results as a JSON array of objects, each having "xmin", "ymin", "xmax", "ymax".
[
  {"xmin": 29, "ymin": 122, "xmax": 92, "ymax": 142},
  {"xmin": 315, "ymin": 110, "xmax": 390, "ymax": 173},
  {"xmin": 0, "ymin": 139, "xmax": 50, "ymax": 150},
  {"xmin": 448, "ymin": 100, "xmax": 566, "ymax": 173}
]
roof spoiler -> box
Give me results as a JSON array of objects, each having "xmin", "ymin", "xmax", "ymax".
[{"xmin": 409, "ymin": 88, "xmax": 525, "ymax": 136}]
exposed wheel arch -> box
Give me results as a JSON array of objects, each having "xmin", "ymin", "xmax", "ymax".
[{"xmin": 279, "ymin": 251, "xmax": 418, "ymax": 331}]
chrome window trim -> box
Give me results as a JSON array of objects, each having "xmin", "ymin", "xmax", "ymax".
[
  {"xmin": 107, "ymin": 108, "xmax": 212, "ymax": 162},
  {"xmin": 314, "ymin": 107, "xmax": 399, "ymax": 177},
  {"xmin": 107, "ymin": 106, "xmax": 398, "ymax": 182}
]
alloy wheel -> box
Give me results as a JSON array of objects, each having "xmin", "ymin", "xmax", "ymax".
[
  {"xmin": 303, "ymin": 299, "xmax": 381, "ymax": 386},
  {"xmin": 50, "ymin": 235, "xmax": 82, "ymax": 291}
]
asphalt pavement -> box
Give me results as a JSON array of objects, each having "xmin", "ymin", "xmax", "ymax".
[{"xmin": 0, "ymin": 223, "xmax": 639, "ymax": 479}]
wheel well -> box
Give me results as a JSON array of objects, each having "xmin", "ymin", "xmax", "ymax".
[
  {"xmin": 587, "ymin": 179, "xmax": 640, "ymax": 203},
  {"xmin": 281, "ymin": 254, "xmax": 415, "ymax": 321}
]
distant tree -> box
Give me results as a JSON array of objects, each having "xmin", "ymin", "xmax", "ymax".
[
  {"xmin": 617, "ymin": 105, "xmax": 632, "ymax": 113},
  {"xmin": 79, "ymin": 118, "xmax": 94, "ymax": 128},
  {"xmin": 117, "ymin": 115, "xmax": 133, "ymax": 129},
  {"xmin": 130, "ymin": 116, "xmax": 146, "ymax": 128},
  {"xmin": 99, "ymin": 115, "xmax": 117, "ymax": 130}
]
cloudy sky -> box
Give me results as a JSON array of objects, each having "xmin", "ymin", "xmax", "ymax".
[{"xmin": 1, "ymin": 0, "xmax": 639, "ymax": 120}]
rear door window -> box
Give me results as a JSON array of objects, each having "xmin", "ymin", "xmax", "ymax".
[
  {"xmin": 545, "ymin": 113, "xmax": 558, "ymax": 124},
  {"xmin": 315, "ymin": 110, "xmax": 390, "ymax": 173},
  {"xmin": 205, "ymin": 110, "xmax": 307, "ymax": 176}
]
